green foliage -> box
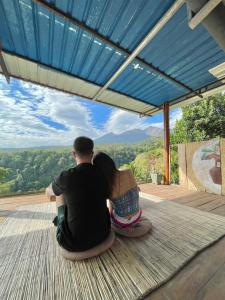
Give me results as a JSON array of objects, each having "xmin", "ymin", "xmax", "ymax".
[
  {"xmin": 0, "ymin": 181, "xmax": 15, "ymax": 195},
  {"xmin": 170, "ymin": 146, "xmax": 179, "ymax": 184},
  {"xmin": 170, "ymin": 93, "xmax": 225, "ymax": 183},
  {"xmin": 171, "ymin": 119, "xmax": 189, "ymax": 144},
  {"xmin": 0, "ymin": 167, "xmax": 12, "ymax": 183},
  {"xmin": 121, "ymin": 140, "xmax": 165, "ymax": 183},
  {"xmin": 0, "ymin": 139, "xmax": 157, "ymax": 196},
  {"xmin": 0, "ymin": 150, "xmax": 74, "ymax": 195},
  {"xmin": 95, "ymin": 138, "xmax": 161, "ymax": 167},
  {"xmin": 132, "ymin": 154, "xmax": 152, "ymax": 182},
  {"xmin": 172, "ymin": 93, "xmax": 225, "ymax": 144}
]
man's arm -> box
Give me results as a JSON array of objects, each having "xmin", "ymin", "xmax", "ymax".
[
  {"xmin": 45, "ymin": 183, "xmax": 56, "ymax": 201},
  {"xmin": 46, "ymin": 170, "xmax": 69, "ymax": 201}
]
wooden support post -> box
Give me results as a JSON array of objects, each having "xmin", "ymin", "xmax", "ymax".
[{"xmin": 163, "ymin": 102, "xmax": 170, "ymax": 185}]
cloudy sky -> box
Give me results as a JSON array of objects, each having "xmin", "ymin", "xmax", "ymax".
[{"xmin": 0, "ymin": 75, "xmax": 182, "ymax": 148}]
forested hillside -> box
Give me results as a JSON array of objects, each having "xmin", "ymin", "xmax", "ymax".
[
  {"xmin": 1, "ymin": 93, "xmax": 224, "ymax": 197},
  {"xmin": 0, "ymin": 140, "xmax": 157, "ymax": 196}
]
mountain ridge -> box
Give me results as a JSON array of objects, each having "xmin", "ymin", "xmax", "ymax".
[{"xmin": 95, "ymin": 126, "xmax": 163, "ymax": 144}]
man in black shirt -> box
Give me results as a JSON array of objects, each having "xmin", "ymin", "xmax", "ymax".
[{"xmin": 46, "ymin": 137, "xmax": 112, "ymax": 256}]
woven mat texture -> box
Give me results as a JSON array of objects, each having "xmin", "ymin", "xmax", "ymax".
[{"xmin": 1, "ymin": 199, "xmax": 225, "ymax": 300}]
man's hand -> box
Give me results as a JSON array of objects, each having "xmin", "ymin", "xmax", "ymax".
[{"xmin": 46, "ymin": 184, "xmax": 56, "ymax": 201}]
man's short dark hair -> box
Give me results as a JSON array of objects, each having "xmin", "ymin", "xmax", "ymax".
[{"xmin": 73, "ymin": 136, "xmax": 94, "ymax": 156}]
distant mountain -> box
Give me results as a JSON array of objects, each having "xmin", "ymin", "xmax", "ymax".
[
  {"xmin": 95, "ymin": 126, "xmax": 163, "ymax": 144},
  {"xmin": 0, "ymin": 126, "xmax": 163, "ymax": 150},
  {"xmin": 145, "ymin": 126, "xmax": 164, "ymax": 137}
]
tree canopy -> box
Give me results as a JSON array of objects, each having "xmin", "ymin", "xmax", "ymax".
[
  {"xmin": 0, "ymin": 140, "xmax": 156, "ymax": 195},
  {"xmin": 171, "ymin": 93, "xmax": 225, "ymax": 144},
  {"xmin": 0, "ymin": 167, "xmax": 11, "ymax": 182}
]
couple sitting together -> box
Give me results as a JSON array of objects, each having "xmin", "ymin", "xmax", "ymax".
[{"xmin": 46, "ymin": 136, "xmax": 152, "ymax": 260}]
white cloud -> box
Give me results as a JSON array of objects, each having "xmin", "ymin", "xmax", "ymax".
[
  {"xmin": 150, "ymin": 122, "xmax": 163, "ymax": 129},
  {"xmin": 0, "ymin": 91, "xmax": 61, "ymax": 147},
  {"xmin": 0, "ymin": 76, "xmax": 100, "ymax": 148},
  {"xmin": 28, "ymin": 84, "xmax": 98, "ymax": 134},
  {"xmin": 170, "ymin": 109, "xmax": 183, "ymax": 128},
  {"xmin": 149, "ymin": 109, "xmax": 182, "ymax": 129},
  {"xmin": 0, "ymin": 75, "xmax": 183, "ymax": 148},
  {"xmin": 104, "ymin": 110, "xmax": 149, "ymax": 134}
]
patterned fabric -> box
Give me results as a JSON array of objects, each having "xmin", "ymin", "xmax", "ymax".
[
  {"xmin": 111, "ymin": 216, "xmax": 152, "ymax": 237},
  {"xmin": 111, "ymin": 209, "xmax": 142, "ymax": 228},
  {"xmin": 111, "ymin": 187, "xmax": 139, "ymax": 218}
]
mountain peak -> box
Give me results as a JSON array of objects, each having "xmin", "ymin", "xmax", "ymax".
[{"xmin": 95, "ymin": 126, "xmax": 163, "ymax": 144}]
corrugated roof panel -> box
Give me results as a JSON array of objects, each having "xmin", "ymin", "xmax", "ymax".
[
  {"xmin": 0, "ymin": 0, "xmax": 22, "ymax": 53},
  {"xmin": 0, "ymin": 0, "xmax": 183, "ymax": 100},
  {"xmin": 1, "ymin": 52, "xmax": 154, "ymax": 114},
  {"xmin": 58, "ymin": 75, "xmax": 73, "ymax": 92},
  {"xmin": 168, "ymin": 41, "xmax": 221, "ymax": 79},
  {"xmin": 139, "ymin": 5, "xmax": 225, "ymax": 90},
  {"xmin": 95, "ymin": 0, "xmax": 175, "ymax": 51},
  {"xmin": 42, "ymin": 0, "xmax": 225, "ymax": 93},
  {"xmin": 178, "ymin": 52, "xmax": 225, "ymax": 89},
  {"xmin": 39, "ymin": 68, "xmax": 50, "ymax": 87},
  {"xmin": 0, "ymin": 0, "xmax": 225, "ymax": 115},
  {"xmin": 170, "ymin": 79, "xmax": 225, "ymax": 111},
  {"xmin": 98, "ymin": 89, "xmax": 154, "ymax": 112},
  {"xmin": 54, "ymin": 74, "xmax": 67, "ymax": 91},
  {"xmin": 0, "ymin": 0, "xmax": 127, "ymax": 85},
  {"xmin": 18, "ymin": 57, "xmax": 29, "ymax": 78},
  {"xmin": 29, "ymin": 62, "xmax": 38, "ymax": 82},
  {"xmin": 47, "ymin": 0, "xmax": 175, "ymax": 51},
  {"xmin": 4, "ymin": 54, "xmax": 18, "ymax": 75},
  {"xmin": 110, "ymin": 60, "xmax": 188, "ymax": 106}
]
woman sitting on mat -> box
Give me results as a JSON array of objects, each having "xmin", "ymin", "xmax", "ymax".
[{"xmin": 93, "ymin": 152, "xmax": 152, "ymax": 237}]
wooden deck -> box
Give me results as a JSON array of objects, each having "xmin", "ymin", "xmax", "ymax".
[
  {"xmin": 140, "ymin": 183, "xmax": 225, "ymax": 299},
  {"xmin": 0, "ymin": 193, "xmax": 48, "ymax": 217},
  {"xmin": 1, "ymin": 186, "xmax": 225, "ymax": 299},
  {"xmin": 140, "ymin": 183, "xmax": 225, "ymax": 216}
]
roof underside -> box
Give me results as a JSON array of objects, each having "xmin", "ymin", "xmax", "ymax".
[{"xmin": 0, "ymin": 0, "xmax": 225, "ymax": 116}]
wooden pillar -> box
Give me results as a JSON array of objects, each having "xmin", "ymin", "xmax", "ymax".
[{"xmin": 163, "ymin": 102, "xmax": 170, "ymax": 185}]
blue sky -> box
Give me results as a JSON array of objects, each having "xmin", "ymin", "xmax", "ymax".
[{"xmin": 0, "ymin": 74, "xmax": 182, "ymax": 148}]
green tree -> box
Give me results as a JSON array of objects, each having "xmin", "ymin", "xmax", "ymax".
[
  {"xmin": 120, "ymin": 141, "xmax": 164, "ymax": 183},
  {"xmin": 170, "ymin": 146, "xmax": 179, "ymax": 184},
  {"xmin": 172, "ymin": 93, "xmax": 225, "ymax": 144},
  {"xmin": 0, "ymin": 167, "xmax": 11, "ymax": 183}
]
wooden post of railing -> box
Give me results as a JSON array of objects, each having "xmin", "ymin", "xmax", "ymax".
[{"xmin": 163, "ymin": 102, "xmax": 170, "ymax": 185}]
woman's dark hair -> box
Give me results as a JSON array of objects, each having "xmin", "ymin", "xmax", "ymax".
[{"xmin": 93, "ymin": 152, "xmax": 117, "ymax": 197}]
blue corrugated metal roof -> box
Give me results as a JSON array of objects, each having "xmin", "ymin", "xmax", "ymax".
[
  {"xmin": 0, "ymin": 0, "xmax": 225, "ymax": 111},
  {"xmin": 139, "ymin": 5, "xmax": 225, "ymax": 90},
  {"xmin": 46, "ymin": 0, "xmax": 175, "ymax": 51}
]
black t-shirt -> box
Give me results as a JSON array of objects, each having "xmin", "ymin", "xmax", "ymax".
[{"xmin": 52, "ymin": 163, "xmax": 110, "ymax": 251}]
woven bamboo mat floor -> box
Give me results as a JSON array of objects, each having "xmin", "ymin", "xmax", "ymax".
[
  {"xmin": 0, "ymin": 216, "xmax": 7, "ymax": 224},
  {"xmin": 1, "ymin": 198, "xmax": 225, "ymax": 300}
]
